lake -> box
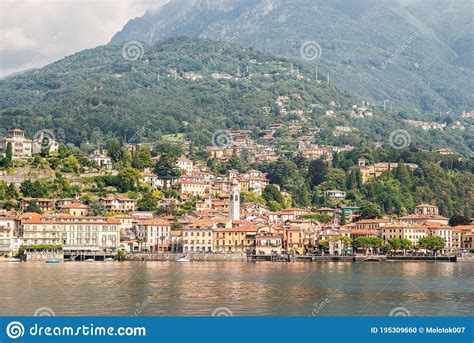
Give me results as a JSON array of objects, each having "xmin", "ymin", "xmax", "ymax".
[{"xmin": 0, "ymin": 261, "xmax": 472, "ymax": 316}]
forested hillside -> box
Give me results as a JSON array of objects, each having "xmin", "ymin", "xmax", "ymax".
[{"xmin": 111, "ymin": 0, "xmax": 474, "ymax": 113}]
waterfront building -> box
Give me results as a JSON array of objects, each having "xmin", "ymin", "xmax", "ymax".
[
  {"xmin": 214, "ymin": 226, "xmax": 257, "ymax": 253},
  {"xmin": 381, "ymin": 224, "xmax": 427, "ymax": 246},
  {"xmin": 18, "ymin": 213, "xmax": 120, "ymax": 252},
  {"xmin": 181, "ymin": 226, "xmax": 214, "ymax": 253},
  {"xmin": 255, "ymin": 228, "xmax": 283, "ymax": 256},
  {"xmin": 170, "ymin": 230, "xmax": 182, "ymax": 253},
  {"xmin": 452, "ymin": 225, "xmax": 474, "ymax": 251},
  {"xmin": 0, "ymin": 215, "xmax": 17, "ymax": 255},
  {"xmin": 426, "ymin": 224, "xmax": 454, "ymax": 253},
  {"xmin": 285, "ymin": 226, "xmax": 307, "ymax": 254},
  {"xmin": 135, "ymin": 219, "xmax": 171, "ymax": 252}
]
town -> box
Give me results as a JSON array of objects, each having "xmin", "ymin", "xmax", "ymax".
[{"xmin": 0, "ymin": 128, "xmax": 472, "ymax": 262}]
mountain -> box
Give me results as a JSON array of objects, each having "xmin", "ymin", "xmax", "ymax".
[
  {"xmin": 0, "ymin": 37, "xmax": 356, "ymax": 145},
  {"xmin": 110, "ymin": 0, "xmax": 474, "ymax": 113}
]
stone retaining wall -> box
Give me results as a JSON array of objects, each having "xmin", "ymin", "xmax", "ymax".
[
  {"xmin": 26, "ymin": 252, "xmax": 64, "ymax": 261},
  {"xmin": 125, "ymin": 252, "xmax": 246, "ymax": 261}
]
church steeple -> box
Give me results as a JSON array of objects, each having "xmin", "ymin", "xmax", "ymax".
[{"xmin": 229, "ymin": 178, "xmax": 240, "ymax": 221}]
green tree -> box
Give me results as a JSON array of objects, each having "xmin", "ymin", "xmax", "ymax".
[
  {"xmin": 318, "ymin": 240, "xmax": 329, "ymax": 252},
  {"xmin": 116, "ymin": 167, "xmax": 141, "ymax": 192},
  {"xmin": 6, "ymin": 142, "xmax": 13, "ymax": 166},
  {"xmin": 132, "ymin": 145, "xmax": 154, "ymax": 170},
  {"xmin": 25, "ymin": 201, "xmax": 42, "ymax": 214},
  {"xmin": 262, "ymin": 184, "xmax": 285, "ymax": 209},
  {"xmin": 137, "ymin": 192, "xmax": 159, "ymax": 211},
  {"xmin": 154, "ymin": 153, "xmax": 181, "ymax": 188},
  {"xmin": 418, "ymin": 236, "xmax": 446, "ymax": 255},
  {"xmin": 448, "ymin": 214, "xmax": 471, "ymax": 227},
  {"xmin": 300, "ymin": 213, "xmax": 333, "ymax": 224},
  {"xmin": 89, "ymin": 201, "xmax": 106, "ymax": 216},
  {"xmin": 308, "ymin": 159, "xmax": 327, "ymax": 187},
  {"xmin": 359, "ymin": 201, "xmax": 383, "ymax": 219}
]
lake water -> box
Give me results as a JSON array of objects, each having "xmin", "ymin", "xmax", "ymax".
[{"xmin": 0, "ymin": 261, "xmax": 472, "ymax": 316}]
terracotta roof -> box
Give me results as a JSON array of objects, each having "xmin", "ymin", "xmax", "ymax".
[
  {"xmin": 356, "ymin": 219, "xmax": 388, "ymax": 224},
  {"xmin": 351, "ymin": 229, "xmax": 379, "ymax": 235},
  {"xmin": 140, "ymin": 219, "xmax": 171, "ymax": 226},
  {"xmin": 60, "ymin": 202, "xmax": 90, "ymax": 209},
  {"xmin": 454, "ymin": 225, "xmax": 474, "ymax": 231}
]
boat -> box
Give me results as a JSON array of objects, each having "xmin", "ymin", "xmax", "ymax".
[
  {"xmin": 8, "ymin": 258, "xmax": 22, "ymax": 263},
  {"xmin": 84, "ymin": 258, "xmax": 95, "ymax": 262},
  {"xmin": 174, "ymin": 256, "xmax": 190, "ymax": 262},
  {"xmin": 104, "ymin": 258, "xmax": 115, "ymax": 262},
  {"xmin": 45, "ymin": 259, "xmax": 62, "ymax": 264}
]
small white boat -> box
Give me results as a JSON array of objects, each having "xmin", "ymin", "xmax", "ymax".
[
  {"xmin": 84, "ymin": 258, "xmax": 95, "ymax": 262},
  {"xmin": 9, "ymin": 258, "xmax": 22, "ymax": 263},
  {"xmin": 174, "ymin": 256, "xmax": 190, "ymax": 262},
  {"xmin": 104, "ymin": 258, "xmax": 115, "ymax": 262}
]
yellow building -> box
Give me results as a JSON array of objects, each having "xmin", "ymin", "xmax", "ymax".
[
  {"xmin": 381, "ymin": 224, "xmax": 427, "ymax": 246},
  {"xmin": 214, "ymin": 226, "xmax": 257, "ymax": 252}
]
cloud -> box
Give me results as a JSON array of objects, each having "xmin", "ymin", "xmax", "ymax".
[{"xmin": 0, "ymin": 0, "xmax": 167, "ymax": 77}]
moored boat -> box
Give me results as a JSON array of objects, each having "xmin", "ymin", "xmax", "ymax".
[{"xmin": 174, "ymin": 256, "xmax": 190, "ymax": 262}]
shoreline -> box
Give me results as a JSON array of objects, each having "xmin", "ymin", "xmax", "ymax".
[{"xmin": 3, "ymin": 253, "xmax": 471, "ymax": 263}]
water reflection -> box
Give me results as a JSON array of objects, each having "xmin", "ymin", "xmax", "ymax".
[{"xmin": 0, "ymin": 261, "xmax": 472, "ymax": 316}]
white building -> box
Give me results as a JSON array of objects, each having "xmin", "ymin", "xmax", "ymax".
[
  {"xmin": 0, "ymin": 129, "xmax": 33, "ymax": 160},
  {"xmin": 90, "ymin": 149, "xmax": 113, "ymax": 170},
  {"xmin": 323, "ymin": 189, "xmax": 346, "ymax": 200},
  {"xmin": 135, "ymin": 219, "xmax": 171, "ymax": 252},
  {"xmin": 177, "ymin": 157, "xmax": 194, "ymax": 174},
  {"xmin": 0, "ymin": 215, "xmax": 17, "ymax": 255},
  {"xmin": 18, "ymin": 213, "xmax": 120, "ymax": 252},
  {"xmin": 99, "ymin": 196, "xmax": 136, "ymax": 213},
  {"xmin": 176, "ymin": 180, "xmax": 209, "ymax": 197}
]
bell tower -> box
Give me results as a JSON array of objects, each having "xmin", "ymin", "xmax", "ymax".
[{"xmin": 229, "ymin": 179, "xmax": 240, "ymax": 221}]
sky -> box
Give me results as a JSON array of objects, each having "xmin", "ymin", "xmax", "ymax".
[{"xmin": 0, "ymin": 0, "xmax": 167, "ymax": 77}]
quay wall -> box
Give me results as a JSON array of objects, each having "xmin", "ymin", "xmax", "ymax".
[
  {"xmin": 125, "ymin": 252, "xmax": 247, "ymax": 262},
  {"xmin": 26, "ymin": 252, "xmax": 64, "ymax": 262}
]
